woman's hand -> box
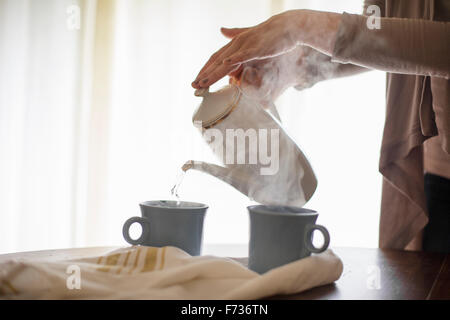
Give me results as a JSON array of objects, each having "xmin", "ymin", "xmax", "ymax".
[
  {"xmin": 192, "ymin": 10, "xmax": 302, "ymax": 89},
  {"xmin": 192, "ymin": 21, "xmax": 340, "ymax": 104},
  {"xmin": 192, "ymin": 10, "xmax": 342, "ymax": 89}
]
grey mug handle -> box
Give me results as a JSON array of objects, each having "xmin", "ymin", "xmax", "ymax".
[
  {"xmin": 304, "ymin": 224, "xmax": 330, "ymax": 254},
  {"xmin": 122, "ymin": 216, "xmax": 150, "ymax": 245}
]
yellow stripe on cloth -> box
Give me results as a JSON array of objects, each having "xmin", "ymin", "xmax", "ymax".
[
  {"xmin": 141, "ymin": 247, "xmax": 158, "ymax": 272},
  {"xmin": 159, "ymin": 247, "xmax": 167, "ymax": 270},
  {"xmin": 116, "ymin": 250, "xmax": 131, "ymax": 275},
  {"xmin": 128, "ymin": 247, "xmax": 142, "ymax": 274},
  {"xmin": 94, "ymin": 247, "xmax": 164, "ymax": 274},
  {"xmin": 2, "ymin": 280, "xmax": 19, "ymax": 295},
  {"xmin": 97, "ymin": 253, "xmax": 122, "ymax": 273}
]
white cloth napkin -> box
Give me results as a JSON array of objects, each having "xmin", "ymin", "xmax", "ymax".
[{"xmin": 0, "ymin": 246, "xmax": 343, "ymax": 299}]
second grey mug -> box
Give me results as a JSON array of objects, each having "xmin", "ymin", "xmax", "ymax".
[
  {"xmin": 122, "ymin": 200, "xmax": 208, "ymax": 256},
  {"xmin": 248, "ymin": 205, "xmax": 330, "ymax": 274}
]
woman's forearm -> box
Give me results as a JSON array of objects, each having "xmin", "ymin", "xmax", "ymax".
[
  {"xmin": 193, "ymin": 9, "xmax": 370, "ymax": 89},
  {"xmin": 332, "ymin": 13, "xmax": 449, "ymax": 78},
  {"xmin": 292, "ymin": 45, "xmax": 369, "ymax": 90},
  {"xmin": 295, "ymin": 8, "xmax": 450, "ymax": 78},
  {"xmin": 289, "ymin": 10, "xmax": 343, "ymax": 56},
  {"xmin": 293, "ymin": 8, "xmax": 449, "ymax": 79},
  {"xmin": 261, "ymin": 9, "xmax": 369, "ymax": 89}
]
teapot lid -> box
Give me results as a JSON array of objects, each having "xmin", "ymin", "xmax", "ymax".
[{"xmin": 192, "ymin": 85, "xmax": 240, "ymax": 128}]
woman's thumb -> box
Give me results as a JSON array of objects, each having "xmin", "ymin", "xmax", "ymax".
[
  {"xmin": 242, "ymin": 66, "xmax": 262, "ymax": 87},
  {"xmin": 220, "ymin": 27, "xmax": 249, "ymax": 38}
]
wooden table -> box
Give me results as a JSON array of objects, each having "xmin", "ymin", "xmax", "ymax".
[
  {"xmin": 0, "ymin": 247, "xmax": 448, "ymax": 300},
  {"xmin": 266, "ymin": 247, "xmax": 449, "ymax": 300}
]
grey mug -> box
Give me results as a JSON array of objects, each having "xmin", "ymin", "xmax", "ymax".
[
  {"xmin": 122, "ymin": 200, "xmax": 208, "ymax": 256},
  {"xmin": 248, "ymin": 205, "xmax": 330, "ymax": 274}
]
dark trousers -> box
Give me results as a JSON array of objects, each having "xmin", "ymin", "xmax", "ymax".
[{"xmin": 423, "ymin": 173, "xmax": 450, "ymax": 253}]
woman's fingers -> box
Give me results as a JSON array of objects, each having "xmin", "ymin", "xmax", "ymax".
[
  {"xmin": 241, "ymin": 66, "xmax": 263, "ymax": 88},
  {"xmin": 192, "ymin": 42, "xmax": 234, "ymax": 87},
  {"xmin": 193, "ymin": 28, "xmax": 255, "ymax": 88},
  {"xmin": 193, "ymin": 28, "xmax": 251, "ymax": 88},
  {"xmin": 194, "ymin": 40, "xmax": 243, "ymax": 87},
  {"xmin": 223, "ymin": 48, "xmax": 259, "ymax": 66},
  {"xmin": 239, "ymin": 66, "xmax": 268, "ymax": 101},
  {"xmin": 193, "ymin": 11, "xmax": 304, "ymax": 90},
  {"xmin": 195, "ymin": 48, "xmax": 260, "ymax": 88},
  {"xmin": 197, "ymin": 63, "xmax": 241, "ymax": 88},
  {"xmin": 229, "ymin": 64, "xmax": 243, "ymax": 78},
  {"xmin": 220, "ymin": 27, "xmax": 249, "ymax": 39}
]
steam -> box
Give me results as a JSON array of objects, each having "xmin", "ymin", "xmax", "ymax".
[{"xmin": 238, "ymin": 45, "xmax": 347, "ymax": 104}]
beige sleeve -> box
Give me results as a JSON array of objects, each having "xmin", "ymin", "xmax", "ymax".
[{"xmin": 332, "ymin": 13, "xmax": 450, "ymax": 79}]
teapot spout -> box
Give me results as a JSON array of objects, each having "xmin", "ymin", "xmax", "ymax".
[
  {"xmin": 183, "ymin": 160, "xmax": 235, "ymax": 184},
  {"xmin": 183, "ymin": 160, "xmax": 251, "ymax": 195}
]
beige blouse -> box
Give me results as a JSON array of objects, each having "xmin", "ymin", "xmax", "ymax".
[{"xmin": 331, "ymin": 0, "xmax": 449, "ymax": 250}]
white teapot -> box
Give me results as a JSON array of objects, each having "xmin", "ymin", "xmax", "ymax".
[{"xmin": 184, "ymin": 84, "xmax": 316, "ymax": 207}]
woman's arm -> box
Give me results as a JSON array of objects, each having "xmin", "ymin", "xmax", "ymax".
[
  {"xmin": 297, "ymin": 0, "xmax": 386, "ymax": 86},
  {"xmin": 291, "ymin": 48, "xmax": 369, "ymax": 91},
  {"xmin": 214, "ymin": 27, "xmax": 370, "ymax": 94},
  {"xmin": 193, "ymin": 6, "xmax": 449, "ymax": 88},
  {"xmin": 192, "ymin": 9, "xmax": 347, "ymax": 89},
  {"xmin": 330, "ymin": 13, "xmax": 449, "ymax": 78}
]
